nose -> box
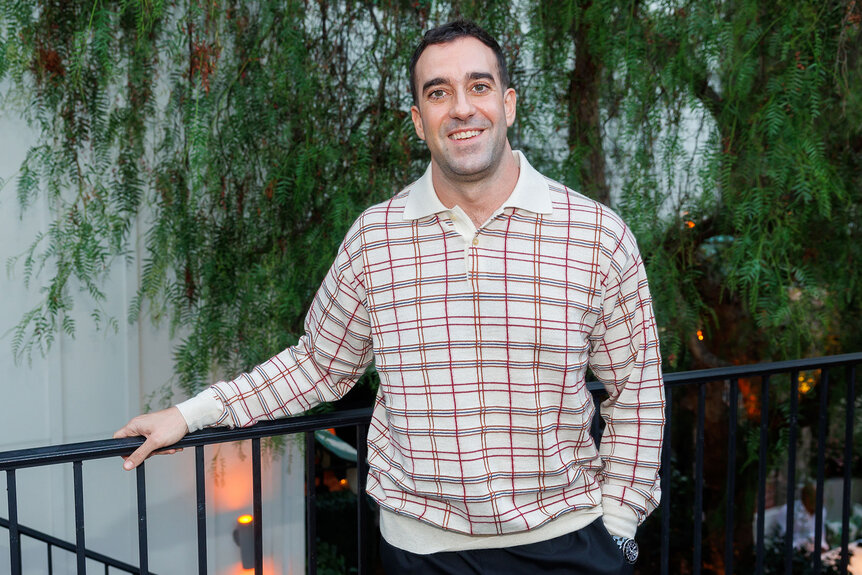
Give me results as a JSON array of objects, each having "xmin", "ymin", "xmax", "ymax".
[{"xmin": 448, "ymin": 87, "xmax": 475, "ymax": 119}]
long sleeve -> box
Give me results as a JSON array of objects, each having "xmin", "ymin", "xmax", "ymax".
[
  {"xmin": 177, "ymin": 229, "xmax": 374, "ymax": 430},
  {"xmin": 588, "ymin": 226, "xmax": 665, "ymax": 539}
]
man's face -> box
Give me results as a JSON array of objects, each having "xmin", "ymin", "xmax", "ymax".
[{"xmin": 410, "ymin": 37, "xmax": 516, "ymax": 184}]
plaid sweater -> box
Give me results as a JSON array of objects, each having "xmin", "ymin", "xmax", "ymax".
[{"xmin": 177, "ymin": 152, "xmax": 665, "ymax": 552}]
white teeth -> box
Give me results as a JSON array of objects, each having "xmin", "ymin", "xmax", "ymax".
[{"xmin": 450, "ymin": 130, "xmax": 481, "ymax": 140}]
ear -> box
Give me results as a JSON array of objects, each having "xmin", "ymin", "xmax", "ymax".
[
  {"xmin": 411, "ymin": 105, "xmax": 426, "ymax": 141},
  {"xmin": 504, "ymin": 88, "xmax": 517, "ymax": 127}
]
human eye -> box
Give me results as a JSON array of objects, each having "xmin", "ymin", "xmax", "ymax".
[
  {"xmin": 427, "ymin": 88, "xmax": 447, "ymax": 100},
  {"xmin": 471, "ymin": 83, "xmax": 491, "ymax": 94}
]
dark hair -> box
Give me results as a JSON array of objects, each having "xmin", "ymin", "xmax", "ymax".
[{"xmin": 409, "ymin": 20, "xmax": 509, "ymax": 105}]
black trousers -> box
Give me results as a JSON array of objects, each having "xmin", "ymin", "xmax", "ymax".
[{"xmin": 380, "ymin": 518, "xmax": 628, "ymax": 575}]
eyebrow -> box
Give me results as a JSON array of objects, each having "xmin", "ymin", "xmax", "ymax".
[{"xmin": 421, "ymin": 72, "xmax": 497, "ymax": 95}]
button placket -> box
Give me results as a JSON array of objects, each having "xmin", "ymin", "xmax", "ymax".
[{"xmin": 466, "ymin": 232, "xmax": 480, "ymax": 283}]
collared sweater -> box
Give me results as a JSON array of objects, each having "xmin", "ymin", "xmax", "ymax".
[{"xmin": 177, "ymin": 151, "xmax": 665, "ymax": 554}]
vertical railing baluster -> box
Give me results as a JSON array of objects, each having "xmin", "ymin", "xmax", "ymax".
[
  {"xmin": 813, "ymin": 369, "xmax": 829, "ymax": 574},
  {"xmin": 784, "ymin": 370, "xmax": 800, "ymax": 575},
  {"xmin": 356, "ymin": 424, "xmax": 368, "ymax": 575},
  {"xmin": 252, "ymin": 438, "xmax": 263, "ymax": 575},
  {"xmin": 840, "ymin": 365, "xmax": 856, "ymax": 574},
  {"xmin": 693, "ymin": 383, "xmax": 705, "ymax": 575},
  {"xmin": 306, "ymin": 431, "xmax": 317, "ymax": 575},
  {"xmin": 195, "ymin": 445, "xmax": 208, "ymax": 575},
  {"xmin": 136, "ymin": 463, "xmax": 148, "ymax": 575},
  {"xmin": 755, "ymin": 375, "xmax": 770, "ymax": 575},
  {"xmin": 661, "ymin": 387, "xmax": 672, "ymax": 575},
  {"xmin": 73, "ymin": 460, "xmax": 87, "ymax": 575},
  {"xmin": 725, "ymin": 378, "xmax": 738, "ymax": 575},
  {"xmin": 7, "ymin": 469, "xmax": 21, "ymax": 575},
  {"xmin": 47, "ymin": 542, "xmax": 53, "ymax": 575}
]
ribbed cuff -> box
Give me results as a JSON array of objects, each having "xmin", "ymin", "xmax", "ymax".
[
  {"xmin": 175, "ymin": 389, "xmax": 225, "ymax": 432},
  {"xmin": 600, "ymin": 500, "xmax": 639, "ymax": 539}
]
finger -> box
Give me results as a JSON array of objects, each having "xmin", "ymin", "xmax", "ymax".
[
  {"xmin": 123, "ymin": 438, "xmax": 158, "ymax": 471},
  {"xmin": 115, "ymin": 425, "xmax": 141, "ymax": 464},
  {"xmin": 114, "ymin": 421, "xmax": 142, "ymax": 439}
]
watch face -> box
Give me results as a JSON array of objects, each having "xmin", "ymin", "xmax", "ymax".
[{"xmin": 622, "ymin": 539, "xmax": 639, "ymax": 564}]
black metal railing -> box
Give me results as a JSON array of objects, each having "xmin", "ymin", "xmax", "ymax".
[
  {"xmin": 1, "ymin": 406, "xmax": 373, "ymax": 575},
  {"xmin": 0, "ymin": 514, "xmax": 152, "ymax": 574},
  {"xmin": 654, "ymin": 353, "xmax": 861, "ymax": 575},
  {"xmin": 1, "ymin": 352, "xmax": 860, "ymax": 575}
]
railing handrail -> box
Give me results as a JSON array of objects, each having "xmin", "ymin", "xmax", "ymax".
[
  {"xmin": 0, "ymin": 406, "xmax": 374, "ymax": 471},
  {"xmin": 660, "ymin": 351, "xmax": 862, "ymax": 386},
  {"xmin": 1, "ymin": 353, "xmax": 860, "ymax": 471}
]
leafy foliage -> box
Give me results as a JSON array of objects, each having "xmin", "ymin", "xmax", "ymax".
[
  {"xmin": 523, "ymin": 0, "xmax": 862, "ymax": 366},
  {"xmin": 1, "ymin": 0, "xmax": 860, "ymax": 397}
]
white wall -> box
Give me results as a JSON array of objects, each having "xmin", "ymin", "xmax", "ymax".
[{"xmin": 0, "ymin": 106, "xmax": 305, "ymax": 574}]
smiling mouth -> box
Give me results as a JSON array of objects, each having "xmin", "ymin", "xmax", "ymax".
[{"xmin": 449, "ymin": 129, "xmax": 482, "ymax": 141}]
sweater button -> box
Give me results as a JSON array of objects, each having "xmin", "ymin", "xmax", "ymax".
[{"xmin": 472, "ymin": 237, "xmax": 479, "ymax": 246}]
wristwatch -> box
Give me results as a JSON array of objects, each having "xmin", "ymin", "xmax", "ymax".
[{"xmin": 612, "ymin": 535, "xmax": 639, "ymax": 564}]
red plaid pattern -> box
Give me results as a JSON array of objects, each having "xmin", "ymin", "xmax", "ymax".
[{"xmin": 188, "ymin": 153, "xmax": 664, "ymax": 539}]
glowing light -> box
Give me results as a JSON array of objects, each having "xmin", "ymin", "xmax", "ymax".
[
  {"xmin": 238, "ymin": 514, "xmax": 253, "ymax": 525},
  {"xmin": 696, "ymin": 330, "xmax": 704, "ymax": 341},
  {"xmin": 229, "ymin": 558, "xmax": 278, "ymax": 575},
  {"xmin": 685, "ymin": 220, "xmax": 696, "ymax": 228},
  {"xmin": 797, "ymin": 372, "xmax": 816, "ymax": 395},
  {"xmin": 339, "ymin": 478, "xmax": 348, "ymax": 486}
]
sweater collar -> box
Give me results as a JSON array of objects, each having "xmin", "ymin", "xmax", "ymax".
[{"xmin": 402, "ymin": 150, "xmax": 553, "ymax": 221}]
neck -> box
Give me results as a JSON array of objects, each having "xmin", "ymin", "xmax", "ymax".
[{"xmin": 432, "ymin": 146, "xmax": 520, "ymax": 228}]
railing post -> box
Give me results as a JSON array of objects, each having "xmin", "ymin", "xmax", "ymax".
[
  {"xmin": 724, "ymin": 378, "xmax": 738, "ymax": 575},
  {"xmin": 356, "ymin": 424, "xmax": 368, "ymax": 575},
  {"xmin": 784, "ymin": 370, "xmax": 800, "ymax": 575},
  {"xmin": 252, "ymin": 438, "xmax": 263, "ymax": 575},
  {"xmin": 73, "ymin": 460, "xmax": 87, "ymax": 575},
  {"xmin": 136, "ymin": 463, "xmax": 149, "ymax": 575},
  {"xmin": 840, "ymin": 364, "xmax": 856, "ymax": 573},
  {"xmin": 195, "ymin": 445, "xmax": 208, "ymax": 575},
  {"xmin": 306, "ymin": 431, "xmax": 317, "ymax": 575},
  {"xmin": 813, "ymin": 369, "xmax": 829, "ymax": 575},
  {"xmin": 693, "ymin": 383, "xmax": 705, "ymax": 575},
  {"xmin": 6, "ymin": 469, "xmax": 21, "ymax": 575},
  {"xmin": 660, "ymin": 387, "xmax": 672, "ymax": 575},
  {"xmin": 755, "ymin": 375, "xmax": 770, "ymax": 575}
]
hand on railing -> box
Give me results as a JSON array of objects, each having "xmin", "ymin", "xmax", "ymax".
[{"xmin": 113, "ymin": 407, "xmax": 189, "ymax": 470}]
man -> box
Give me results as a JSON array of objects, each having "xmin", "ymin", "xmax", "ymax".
[{"xmin": 115, "ymin": 20, "xmax": 664, "ymax": 574}]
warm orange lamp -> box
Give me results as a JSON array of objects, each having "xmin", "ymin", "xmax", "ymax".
[{"xmin": 233, "ymin": 514, "xmax": 254, "ymax": 568}]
